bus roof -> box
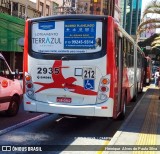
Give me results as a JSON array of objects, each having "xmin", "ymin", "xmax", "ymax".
[{"xmin": 28, "ymin": 14, "xmax": 110, "ymax": 22}]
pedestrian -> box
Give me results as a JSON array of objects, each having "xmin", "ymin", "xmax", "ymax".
[{"xmin": 154, "ymin": 69, "xmax": 160, "ymax": 87}]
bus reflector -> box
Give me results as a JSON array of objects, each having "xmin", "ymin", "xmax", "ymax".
[
  {"xmin": 27, "ymin": 90, "xmax": 34, "ymax": 96},
  {"xmin": 26, "ymin": 75, "xmax": 31, "ymax": 81},
  {"xmin": 101, "ymin": 78, "xmax": 109, "ymax": 84},
  {"xmin": 26, "ymin": 102, "xmax": 31, "ymax": 104},
  {"xmin": 101, "ymin": 86, "xmax": 107, "ymax": 92},
  {"xmin": 27, "ymin": 83, "xmax": 33, "ymax": 89},
  {"xmin": 101, "ymin": 106, "xmax": 108, "ymax": 109}
]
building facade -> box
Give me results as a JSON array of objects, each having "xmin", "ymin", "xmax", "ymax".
[
  {"xmin": 121, "ymin": 0, "xmax": 142, "ymax": 37},
  {"xmin": 75, "ymin": 0, "xmax": 118, "ymax": 17},
  {"xmin": 53, "ymin": 0, "xmax": 121, "ymax": 23},
  {"xmin": 0, "ymin": 0, "xmax": 40, "ymax": 71},
  {"xmin": 36, "ymin": 0, "xmax": 59, "ymax": 16},
  {"xmin": 114, "ymin": 0, "xmax": 121, "ymax": 23},
  {"xmin": 0, "ymin": 0, "xmax": 41, "ymax": 19}
]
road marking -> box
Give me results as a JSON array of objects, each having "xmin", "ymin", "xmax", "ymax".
[
  {"xmin": 97, "ymin": 140, "xmax": 110, "ymax": 154},
  {"xmin": 55, "ymin": 116, "xmax": 64, "ymax": 122},
  {"xmin": 96, "ymin": 90, "xmax": 148, "ymax": 154},
  {"xmin": 133, "ymin": 93, "xmax": 159, "ymax": 154},
  {"xmin": 0, "ymin": 113, "xmax": 49, "ymax": 136}
]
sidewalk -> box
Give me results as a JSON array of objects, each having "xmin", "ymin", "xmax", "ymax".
[{"xmin": 103, "ymin": 85, "xmax": 160, "ymax": 154}]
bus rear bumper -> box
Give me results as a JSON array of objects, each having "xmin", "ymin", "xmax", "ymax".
[{"xmin": 23, "ymin": 95, "xmax": 114, "ymax": 117}]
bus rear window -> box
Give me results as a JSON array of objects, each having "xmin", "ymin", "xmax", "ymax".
[{"xmin": 31, "ymin": 20, "xmax": 103, "ymax": 54}]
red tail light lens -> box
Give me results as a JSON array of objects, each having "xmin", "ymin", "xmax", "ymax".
[
  {"xmin": 101, "ymin": 86, "xmax": 106, "ymax": 92},
  {"xmin": 27, "ymin": 83, "xmax": 33, "ymax": 89},
  {"xmin": 97, "ymin": 75, "xmax": 110, "ymax": 103}
]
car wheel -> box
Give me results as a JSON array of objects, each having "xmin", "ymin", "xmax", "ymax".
[{"xmin": 6, "ymin": 96, "xmax": 19, "ymax": 116}]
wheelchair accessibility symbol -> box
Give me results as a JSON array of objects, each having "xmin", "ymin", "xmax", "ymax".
[{"xmin": 84, "ymin": 79, "xmax": 95, "ymax": 90}]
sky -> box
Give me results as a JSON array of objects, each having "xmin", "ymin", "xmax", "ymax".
[
  {"xmin": 141, "ymin": 0, "xmax": 152, "ymax": 14},
  {"xmin": 142, "ymin": 0, "xmax": 149, "ymax": 12}
]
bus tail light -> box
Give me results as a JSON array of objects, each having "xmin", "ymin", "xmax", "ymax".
[
  {"xmin": 26, "ymin": 75, "xmax": 31, "ymax": 81},
  {"xmin": 27, "ymin": 83, "xmax": 33, "ymax": 89},
  {"xmin": 27, "ymin": 90, "xmax": 34, "ymax": 96},
  {"xmin": 96, "ymin": 75, "xmax": 110, "ymax": 104},
  {"xmin": 100, "ymin": 86, "xmax": 109, "ymax": 92},
  {"xmin": 101, "ymin": 106, "xmax": 108, "ymax": 109},
  {"xmin": 101, "ymin": 78, "xmax": 109, "ymax": 85},
  {"xmin": 25, "ymin": 73, "xmax": 35, "ymax": 99},
  {"xmin": 26, "ymin": 102, "xmax": 31, "ymax": 105},
  {"xmin": 98, "ymin": 93, "xmax": 108, "ymax": 100}
]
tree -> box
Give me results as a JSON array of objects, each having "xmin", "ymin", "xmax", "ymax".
[
  {"xmin": 151, "ymin": 35, "xmax": 160, "ymax": 49},
  {"xmin": 136, "ymin": 0, "xmax": 160, "ymax": 42}
]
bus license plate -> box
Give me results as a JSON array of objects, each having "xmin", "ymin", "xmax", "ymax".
[
  {"xmin": 83, "ymin": 67, "xmax": 95, "ymax": 79},
  {"xmin": 57, "ymin": 97, "xmax": 72, "ymax": 103}
]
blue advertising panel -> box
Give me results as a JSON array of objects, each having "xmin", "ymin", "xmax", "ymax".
[
  {"xmin": 64, "ymin": 21, "xmax": 96, "ymax": 49},
  {"xmin": 32, "ymin": 20, "xmax": 102, "ymax": 54}
]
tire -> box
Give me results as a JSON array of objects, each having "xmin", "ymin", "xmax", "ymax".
[{"xmin": 5, "ymin": 96, "xmax": 19, "ymax": 117}]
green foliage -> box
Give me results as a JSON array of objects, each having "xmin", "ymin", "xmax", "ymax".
[{"xmin": 0, "ymin": 13, "xmax": 25, "ymax": 52}]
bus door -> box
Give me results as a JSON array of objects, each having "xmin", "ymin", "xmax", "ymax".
[{"xmin": 115, "ymin": 32, "xmax": 123, "ymax": 114}]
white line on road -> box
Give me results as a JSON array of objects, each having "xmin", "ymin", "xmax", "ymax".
[{"xmin": 0, "ymin": 113, "xmax": 49, "ymax": 136}]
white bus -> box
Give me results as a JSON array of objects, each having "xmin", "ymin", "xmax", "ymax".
[{"xmin": 23, "ymin": 15, "xmax": 144, "ymax": 119}]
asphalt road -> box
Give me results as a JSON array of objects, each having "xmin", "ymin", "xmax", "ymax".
[
  {"xmin": 0, "ymin": 103, "xmax": 44, "ymax": 131},
  {"xmin": 0, "ymin": 92, "xmax": 144, "ymax": 154}
]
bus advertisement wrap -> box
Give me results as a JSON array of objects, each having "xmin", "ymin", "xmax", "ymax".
[
  {"xmin": 32, "ymin": 20, "xmax": 102, "ymax": 54},
  {"xmin": 24, "ymin": 15, "xmax": 145, "ymax": 119},
  {"xmin": 64, "ymin": 21, "xmax": 96, "ymax": 49}
]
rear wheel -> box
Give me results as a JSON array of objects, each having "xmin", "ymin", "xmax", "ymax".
[{"xmin": 5, "ymin": 96, "xmax": 19, "ymax": 116}]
